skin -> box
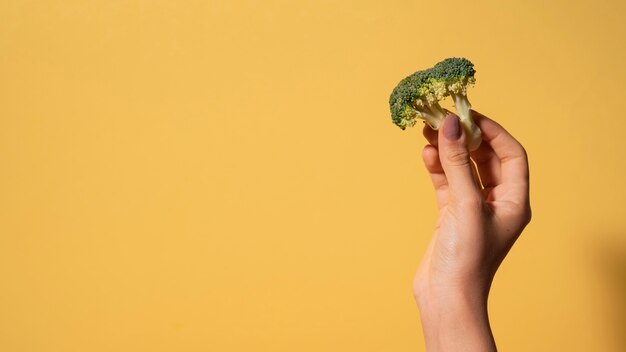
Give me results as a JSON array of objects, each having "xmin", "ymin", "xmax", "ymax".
[{"xmin": 413, "ymin": 110, "xmax": 532, "ymax": 352}]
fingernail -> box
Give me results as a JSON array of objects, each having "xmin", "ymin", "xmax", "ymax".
[{"xmin": 443, "ymin": 115, "xmax": 461, "ymax": 140}]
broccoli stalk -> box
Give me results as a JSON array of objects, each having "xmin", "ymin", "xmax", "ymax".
[
  {"xmin": 413, "ymin": 98, "xmax": 448, "ymax": 130},
  {"xmin": 389, "ymin": 58, "xmax": 482, "ymax": 151},
  {"xmin": 449, "ymin": 92, "xmax": 481, "ymax": 151}
]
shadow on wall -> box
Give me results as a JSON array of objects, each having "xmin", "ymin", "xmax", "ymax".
[{"xmin": 597, "ymin": 237, "xmax": 626, "ymax": 350}]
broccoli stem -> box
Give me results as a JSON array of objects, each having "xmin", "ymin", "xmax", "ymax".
[
  {"xmin": 450, "ymin": 93, "xmax": 482, "ymax": 151},
  {"xmin": 415, "ymin": 101, "xmax": 447, "ymax": 130}
]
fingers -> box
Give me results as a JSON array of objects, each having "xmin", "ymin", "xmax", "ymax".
[
  {"xmin": 471, "ymin": 110, "xmax": 529, "ymax": 202},
  {"xmin": 422, "ymin": 144, "xmax": 448, "ymax": 209},
  {"xmin": 426, "ymin": 123, "xmax": 500, "ymax": 189},
  {"xmin": 436, "ymin": 114, "xmax": 482, "ymax": 202},
  {"xmin": 422, "ymin": 144, "xmax": 447, "ymax": 189},
  {"xmin": 422, "ymin": 124, "xmax": 438, "ymax": 146}
]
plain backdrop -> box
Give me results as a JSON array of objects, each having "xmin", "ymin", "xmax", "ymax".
[{"xmin": 1, "ymin": 1, "xmax": 626, "ymax": 351}]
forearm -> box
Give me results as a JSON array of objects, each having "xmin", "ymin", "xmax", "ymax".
[{"xmin": 416, "ymin": 287, "xmax": 496, "ymax": 352}]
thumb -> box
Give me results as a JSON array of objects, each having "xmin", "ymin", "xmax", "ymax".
[{"xmin": 438, "ymin": 114, "xmax": 481, "ymax": 201}]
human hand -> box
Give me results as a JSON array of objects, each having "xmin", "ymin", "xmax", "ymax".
[{"xmin": 413, "ymin": 111, "xmax": 531, "ymax": 351}]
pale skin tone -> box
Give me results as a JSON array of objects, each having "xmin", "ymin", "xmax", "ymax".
[{"xmin": 413, "ymin": 110, "xmax": 531, "ymax": 352}]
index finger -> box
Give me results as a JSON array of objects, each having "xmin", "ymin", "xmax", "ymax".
[{"xmin": 471, "ymin": 110, "xmax": 529, "ymax": 202}]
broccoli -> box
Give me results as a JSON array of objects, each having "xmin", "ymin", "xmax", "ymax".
[{"xmin": 389, "ymin": 58, "xmax": 482, "ymax": 151}]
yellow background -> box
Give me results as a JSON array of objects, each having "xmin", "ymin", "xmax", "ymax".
[{"xmin": 1, "ymin": 1, "xmax": 625, "ymax": 351}]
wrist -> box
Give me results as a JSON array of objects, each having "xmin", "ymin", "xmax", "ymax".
[
  {"xmin": 414, "ymin": 278, "xmax": 490, "ymax": 308},
  {"xmin": 414, "ymin": 282, "xmax": 496, "ymax": 351}
]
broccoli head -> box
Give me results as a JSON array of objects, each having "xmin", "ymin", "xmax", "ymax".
[{"xmin": 389, "ymin": 57, "xmax": 482, "ymax": 151}]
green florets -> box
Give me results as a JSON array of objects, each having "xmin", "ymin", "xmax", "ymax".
[
  {"xmin": 433, "ymin": 57, "xmax": 476, "ymax": 94},
  {"xmin": 389, "ymin": 75, "xmax": 418, "ymax": 130},
  {"xmin": 433, "ymin": 58, "xmax": 475, "ymax": 81},
  {"xmin": 389, "ymin": 57, "xmax": 482, "ymax": 151},
  {"xmin": 389, "ymin": 68, "xmax": 449, "ymax": 130}
]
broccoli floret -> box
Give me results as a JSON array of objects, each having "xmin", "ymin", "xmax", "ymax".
[
  {"xmin": 389, "ymin": 69, "xmax": 448, "ymax": 131},
  {"xmin": 389, "ymin": 58, "xmax": 482, "ymax": 151},
  {"xmin": 433, "ymin": 58, "xmax": 482, "ymax": 151}
]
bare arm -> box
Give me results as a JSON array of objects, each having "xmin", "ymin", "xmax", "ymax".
[{"xmin": 413, "ymin": 111, "xmax": 531, "ymax": 351}]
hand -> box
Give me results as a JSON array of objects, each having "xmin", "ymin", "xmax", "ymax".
[{"xmin": 413, "ymin": 111, "xmax": 531, "ymax": 352}]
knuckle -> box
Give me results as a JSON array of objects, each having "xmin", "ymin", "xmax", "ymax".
[
  {"xmin": 519, "ymin": 145, "xmax": 529, "ymax": 161},
  {"xmin": 523, "ymin": 204, "xmax": 532, "ymax": 225},
  {"xmin": 445, "ymin": 148, "xmax": 470, "ymax": 166}
]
